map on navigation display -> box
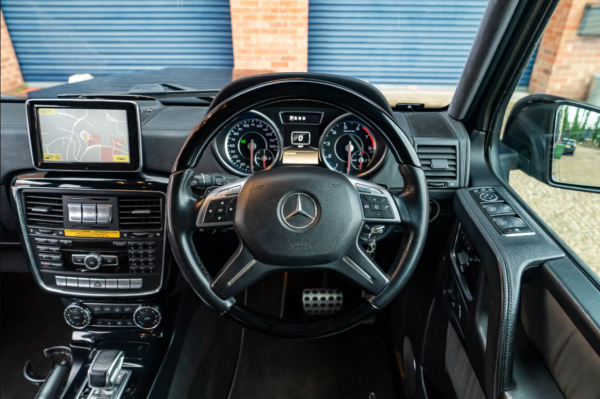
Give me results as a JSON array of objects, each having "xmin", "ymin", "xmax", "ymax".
[{"xmin": 38, "ymin": 108, "xmax": 130, "ymax": 163}]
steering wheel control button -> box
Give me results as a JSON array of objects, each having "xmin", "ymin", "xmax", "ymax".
[
  {"xmin": 205, "ymin": 198, "xmax": 236, "ymax": 223},
  {"xmin": 280, "ymin": 193, "xmax": 318, "ymax": 229},
  {"xmin": 226, "ymin": 198, "xmax": 237, "ymax": 220},
  {"xmin": 356, "ymin": 184, "xmax": 371, "ymax": 193},
  {"xmin": 68, "ymin": 203, "xmax": 82, "ymax": 222},
  {"xmin": 360, "ymin": 195, "xmax": 393, "ymax": 219}
]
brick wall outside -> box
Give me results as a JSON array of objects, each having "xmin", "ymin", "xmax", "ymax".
[
  {"xmin": 529, "ymin": 0, "xmax": 600, "ymax": 101},
  {"xmin": 1, "ymin": 11, "xmax": 24, "ymax": 94},
  {"xmin": 230, "ymin": 0, "xmax": 308, "ymax": 72}
]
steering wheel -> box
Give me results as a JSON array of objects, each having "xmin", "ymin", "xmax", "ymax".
[{"xmin": 167, "ymin": 79, "xmax": 428, "ymax": 338}]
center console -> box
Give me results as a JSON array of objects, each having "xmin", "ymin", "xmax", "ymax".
[{"xmin": 15, "ymin": 188, "xmax": 167, "ymax": 296}]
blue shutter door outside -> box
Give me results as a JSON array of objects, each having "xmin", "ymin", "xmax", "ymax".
[
  {"xmin": 308, "ymin": 0, "xmax": 537, "ymax": 87},
  {"xmin": 1, "ymin": 0, "xmax": 234, "ymax": 82}
]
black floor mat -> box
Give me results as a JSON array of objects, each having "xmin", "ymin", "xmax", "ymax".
[
  {"xmin": 1, "ymin": 272, "xmax": 72, "ymax": 399},
  {"xmin": 228, "ymin": 329, "xmax": 398, "ymax": 399}
]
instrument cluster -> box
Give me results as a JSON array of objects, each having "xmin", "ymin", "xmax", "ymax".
[{"xmin": 212, "ymin": 106, "xmax": 387, "ymax": 177}]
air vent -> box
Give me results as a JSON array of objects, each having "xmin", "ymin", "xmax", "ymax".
[
  {"xmin": 118, "ymin": 198, "xmax": 162, "ymax": 231},
  {"xmin": 24, "ymin": 194, "xmax": 64, "ymax": 227},
  {"xmin": 417, "ymin": 144, "xmax": 458, "ymax": 181}
]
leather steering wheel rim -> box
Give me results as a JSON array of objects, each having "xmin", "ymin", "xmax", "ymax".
[{"xmin": 167, "ymin": 78, "xmax": 429, "ymax": 338}]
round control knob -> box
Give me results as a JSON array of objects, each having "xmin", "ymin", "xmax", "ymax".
[
  {"xmin": 84, "ymin": 253, "xmax": 102, "ymax": 270},
  {"xmin": 64, "ymin": 304, "xmax": 92, "ymax": 329},
  {"xmin": 133, "ymin": 305, "xmax": 161, "ymax": 330}
]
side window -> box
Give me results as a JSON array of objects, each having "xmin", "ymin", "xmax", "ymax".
[{"xmin": 499, "ymin": 0, "xmax": 600, "ymax": 277}]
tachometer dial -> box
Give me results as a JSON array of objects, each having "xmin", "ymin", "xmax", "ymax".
[
  {"xmin": 224, "ymin": 116, "xmax": 281, "ymax": 174},
  {"xmin": 320, "ymin": 117, "xmax": 377, "ymax": 175}
]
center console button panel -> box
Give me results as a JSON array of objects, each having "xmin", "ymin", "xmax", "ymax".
[
  {"xmin": 64, "ymin": 302, "xmax": 162, "ymax": 330},
  {"xmin": 470, "ymin": 188, "xmax": 535, "ymax": 237},
  {"xmin": 19, "ymin": 189, "xmax": 166, "ymax": 297}
]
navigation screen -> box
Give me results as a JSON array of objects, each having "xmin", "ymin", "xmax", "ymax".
[{"xmin": 38, "ymin": 108, "xmax": 130, "ymax": 163}]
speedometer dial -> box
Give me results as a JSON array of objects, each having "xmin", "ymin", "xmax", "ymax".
[
  {"xmin": 320, "ymin": 115, "xmax": 384, "ymax": 176},
  {"xmin": 223, "ymin": 115, "xmax": 281, "ymax": 175}
]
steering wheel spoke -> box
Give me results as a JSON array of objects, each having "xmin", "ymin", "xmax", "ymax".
[
  {"xmin": 211, "ymin": 242, "xmax": 271, "ymax": 300},
  {"xmin": 329, "ymin": 235, "xmax": 390, "ymax": 296}
]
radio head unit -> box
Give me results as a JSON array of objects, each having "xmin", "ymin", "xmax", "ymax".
[{"xmin": 26, "ymin": 99, "xmax": 142, "ymax": 172}]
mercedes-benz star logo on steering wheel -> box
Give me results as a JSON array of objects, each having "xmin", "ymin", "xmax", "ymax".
[{"xmin": 280, "ymin": 193, "xmax": 318, "ymax": 229}]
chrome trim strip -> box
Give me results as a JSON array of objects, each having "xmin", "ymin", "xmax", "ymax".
[
  {"xmin": 12, "ymin": 185, "xmax": 167, "ymax": 298},
  {"xmin": 25, "ymin": 99, "xmax": 143, "ymax": 173},
  {"xmin": 226, "ymin": 259, "xmax": 257, "ymax": 287},
  {"xmin": 343, "ymin": 256, "xmax": 373, "ymax": 284}
]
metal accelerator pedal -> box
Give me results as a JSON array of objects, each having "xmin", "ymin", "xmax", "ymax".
[{"xmin": 302, "ymin": 289, "xmax": 343, "ymax": 315}]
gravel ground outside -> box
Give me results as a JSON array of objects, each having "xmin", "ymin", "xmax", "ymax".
[{"xmin": 509, "ymin": 170, "xmax": 600, "ymax": 276}]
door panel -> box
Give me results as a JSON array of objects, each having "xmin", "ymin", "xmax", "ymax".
[{"xmin": 520, "ymin": 259, "xmax": 600, "ymax": 399}]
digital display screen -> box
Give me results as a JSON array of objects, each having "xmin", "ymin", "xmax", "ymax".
[
  {"xmin": 38, "ymin": 108, "xmax": 130, "ymax": 163},
  {"xmin": 280, "ymin": 112, "xmax": 322, "ymax": 125},
  {"xmin": 282, "ymin": 149, "xmax": 320, "ymax": 165}
]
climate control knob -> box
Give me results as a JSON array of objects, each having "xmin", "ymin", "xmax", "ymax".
[
  {"xmin": 133, "ymin": 305, "xmax": 161, "ymax": 330},
  {"xmin": 84, "ymin": 253, "xmax": 102, "ymax": 270},
  {"xmin": 64, "ymin": 304, "xmax": 92, "ymax": 329}
]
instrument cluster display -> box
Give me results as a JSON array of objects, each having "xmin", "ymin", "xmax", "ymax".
[{"xmin": 212, "ymin": 108, "xmax": 386, "ymax": 177}]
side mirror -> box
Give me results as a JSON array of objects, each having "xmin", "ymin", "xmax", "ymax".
[{"xmin": 502, "ymin": 94, "xmax": 600, "ymax": 193}]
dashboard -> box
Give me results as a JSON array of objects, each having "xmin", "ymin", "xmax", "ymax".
[{"xmin": 211, "ymin": 104, "xmax": 387, "ymax": 177}]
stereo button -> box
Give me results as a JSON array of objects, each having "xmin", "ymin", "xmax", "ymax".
[
  {"xmin": 66, "ymin": 277, "xmax": 78, "ymax": 287},
  {"xmin": 130, "ymin": 279, "xmax": 143, "ymax": 289},
  {"xmin": 106, "ymin": 279, "xmax": 118, "ymax": 289},
  {"xmin": 72, "ymin": 254, "xmax": 86, "ymax": 264},
  {"xmin": 101, "ymin": 255, "xmax": 119, "ymax": 265},
  {"xmin": 118, "ymin": 279, "xmax": 130, "ymax": 289},
  {"xmin": 68, "ymin": 204, "xmax": 82, "ymax": 222},
  {"xmin": 55, "ymin": 276, "xmax": 67, "ymax": 287},
  {"xmin": 78, "ymin": 278, "xmax": 90, "ymax": 288}
]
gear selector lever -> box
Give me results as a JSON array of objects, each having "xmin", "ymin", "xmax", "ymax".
[{"xmin": 88, "ymin": 350, "xmax": 124, "ymax": 389}]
